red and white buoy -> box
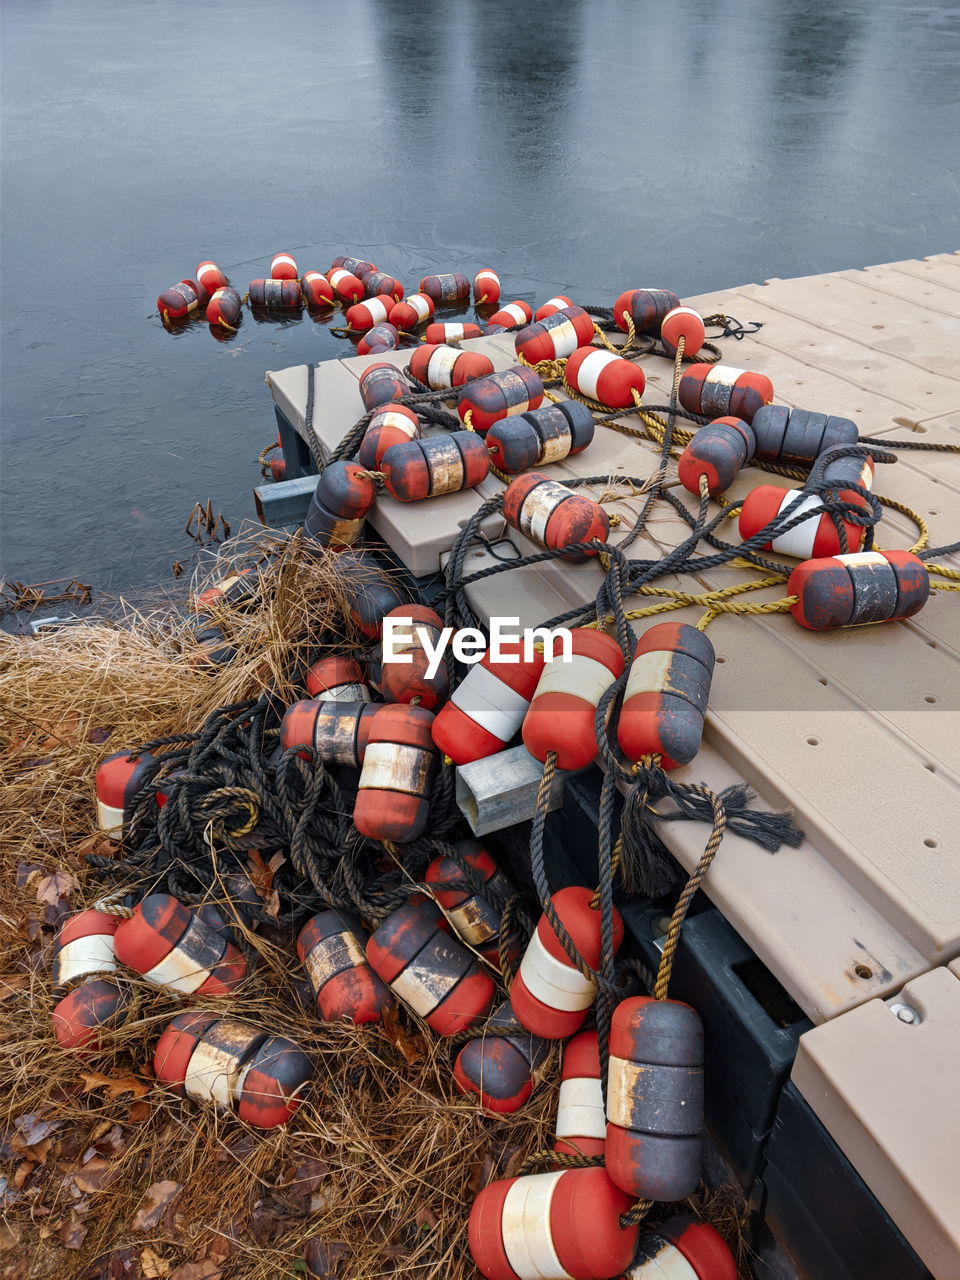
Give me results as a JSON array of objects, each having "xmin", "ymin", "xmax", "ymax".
[
  {"xmin": 270, "ymin": 252, "xmax": 299, "ymax": 280},
  {"xmin": 196, "ymin": 261, "xmax": 228, "ymax": 294},
  {"xmin": 469, "ymin": 1166, "xmax": 638, "ymax": 1280},
  {"xmin": 381, "ymin": 432, "xmax": 490, "ymax": 502},
  {"xmin": 473, "ymin": 269, "xmax": 502, "ymax": 305},
  {"xmin": 661, "ymin": 306, "xmax": 705, "ymax": 358},
  {"xmin": 486, "ymin": 300, "xmax": 533, "ymax": 331},
  {"xmin": 511, "ymin": 885, "xmax": 623, "ymax": 1039},
  {"xmin": 522, "ymin": 627, "xmax": 624, "ymax": 770},
  {"xmin": 95, "ymin": 750, "xmax": 157, "ymax": 838},
  {"xmin": 389, "ymin": 292, "xmax": 434, "ymax": 330},
  {"xmin": 431, "ymin": 636, "xmax": 544, "ymax": 765},
  {"xmin": 554, "ymin": 1029, "xmax": 606, "ymax": 1157},
  {"xmin": 535, "ymin": 295, "xmax": 573, "ymax": 321},
  {"xmin": 346, "ymin": 296, "xmax": 394, "ymax": 332},
  {"xmin": 50, "ymin": 909, "xmax": 130, "ymax": 1051},
  {"xmin": 353, "ymin": 704, "xmax": 438, "ymax": 842},
  {"xmin": 738, "ymin": 484, "xmax": 866, "ymax": 559},
  {"xmin": 326, "ymin": 267, "xmax": 364, "ymax": 303},
  {"xmin": 565, "ymin": 346, "xmax": 645, "ymax": 408}
]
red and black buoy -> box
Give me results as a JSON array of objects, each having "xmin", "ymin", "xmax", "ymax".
[
  {"xmin": 617, "ymin": 622, "xmax": 715, "ymax": 769},
  {"xmin": 280, "ymin": 698, "xmax": 379, "ymax": 768},
  {"xmin": 113, "ymin": 893, "xmax": 246, "ymax": 996},
  {"xmin": 366, "ymin": 895, "xmax": 494, "ymax": 1036},
  {"xmin": 605, "ymin": 996, "xmax": 704, "ymax": 1202},
  {"xmin": 153, "ymin": 1011, "xmax": 312, "ymax": 1128},
  {"xmin": 453, "ymin": 999, "xmax": 548, "ymax": 1114},
  {"xmin": 381, "ymin": 432, "xmax": 490, "ymax": 502},
  {"xmin": 425, "ymin": 840, "xmax": 520, "ymax": 968},
  {"xmin": 503, "ymin": 474, "xmax": 610, "ymax": 563},
  {"xmin": 379, "ymin": 604, "xmax": 450, "ymax": 709},
  {"xmin": 456, "ymin": 366, "xmax": 545, "ymax": 431},
  {"xmin": 297, "ymin": 909, "xmax": 394, "ymax": 1024}
]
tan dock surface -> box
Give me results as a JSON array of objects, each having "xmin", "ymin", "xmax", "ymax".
[
  {"xmin": 268, "ymin": 251, "xmax": 960, "ymax": 1022},
  {"xmin": 268, "ymin": 253, "xmax": 960, "ymax": 1274}
]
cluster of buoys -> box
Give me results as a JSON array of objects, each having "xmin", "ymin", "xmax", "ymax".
[{"xmin": 49, "ymin": 894, "xmax": 309, "ymax": 1129}]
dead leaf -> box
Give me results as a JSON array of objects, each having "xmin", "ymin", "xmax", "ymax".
[
  {"xmin": 73, "ymin": 831, "xmax": 118, "ymax": 859},
  {"xmin": 92, "ymin": 1123, "xmax": 126, "ymax": 1157},
  {"xmin": 303, "ymin": 1240, "xmax": 349, "ymax": 1278},
  {"xmin": 0, "ymin": 1222, "xmax": 23, "ymax": 1254},
  {"xmin": 13, "ymin": 1161, "xmax": 35, "ymax": 1189},
  {"xmin": 381, "ymin": 1005, "xmax": 425, "ymax": 1067},
  {"xmin": 140, "ymin": 1247, "xmax": 171, "ymax": 1278},
  {"xmin": 503, "ymin": 1146, "xmax": 525, "ymax": 1180},
  {"xmin": 0, "ymin": 974, "xmax": 29, "ymax": 1002},
  {"xmin": 60, "ymin": 1212, "xmax": 88, "ymax": 1250},
  {"xmin": 167, "ymin": 1262, "xmax": 221, "ymax": 1280},
  {"xmin": 468, "ymin": 1153, "xmax": 495, "ymax": 1196},
  {"xmin": 128, "ymin": 1100, "xmax": 152, "ymax": 1124},
  {"xmin": 132, "ymin": 1180, "xmax": 182, "ymax": 1231},
  {"xmin": 73, "ymin": 1156, "xmax": 117, "ymax": 1194},
  {"xmin": 414, "ymin": 1205, "xmax": 438, "ymax": 1232},
  {"xmin": 80, "ymin": 1070, "xmax": 150, "ymax": 1101},
  {"xmin": 284, "ymin": 1158, "xmax": 328, "ymax": 1202},
  {"xmin": 13, "ymin": 1113, "xmax": 61, "ymax": 1146},
  {"xmin": 35, "ymin": 870, "xmax": 79, "ymax": 907}
]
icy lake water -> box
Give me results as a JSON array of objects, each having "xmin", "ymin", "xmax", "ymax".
[{"xmin": 2, "ymin": 0, "xmax": 958, "ymax": 601}]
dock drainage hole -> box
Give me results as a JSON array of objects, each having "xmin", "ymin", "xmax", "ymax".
[
  {"xmin": 818, "ymin": 678, "xmax": 828, "ymax": 686},
  {"xmin": 715, "ymin": 655, "xmax": 727, "ymax": 663},
  {"xmin": 923, "ymin": 838, "xmax": 940, "ymax": 850},
  {"xmin": 924, "ymin": 695, "xmax": 938, "ymax": 704},
  {"xmin": 806, "ymin": 736, "xmax": 820, "ymax": 746},
  {"xmin": 855, "ymin": 965, "xmax": 873, "ymax": 980}
]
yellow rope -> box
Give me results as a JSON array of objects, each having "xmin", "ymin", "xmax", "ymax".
[
  {"xmin": 874, "ymin": 494, "xmax": 929, "ymax": 554},
  {"xmin": 926, "ymin": 562, "xmax": 960, "ymax": 581},
  {"xmin": 462, "ymin": 409, "xmax": 475, "ymax": 431},
  {"xmin": 585, "ymin": 576, "xmax": 794, "ymax": 629},
  {"xmin": 931, "ymin": 580, "xmax": 960, "ymax": 591}
]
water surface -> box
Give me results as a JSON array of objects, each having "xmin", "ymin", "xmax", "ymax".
[{"xmin": 2, "ymin": 0, "xmax": 958, "ymax": 599}]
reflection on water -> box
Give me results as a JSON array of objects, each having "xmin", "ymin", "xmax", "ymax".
[{"xmin": 1, "ymin": 0, "xmax": 957, "ymax": 597}]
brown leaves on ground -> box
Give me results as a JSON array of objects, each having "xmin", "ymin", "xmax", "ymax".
[
  {"xmin": 79, "ymin": 1071, "xmax": 151, "ymax": 1101},
  {"xmin": 380, "ymin": 1003, "xmax": 426, "ymax": 1067},
  {"xmin": 132, "ymin": 1180, "xmax": 182, "ymax": 1231},
  {"xmin": 246, "ymin": 849, "xmax": 285, "ymax": 919},
  {"xmin": 34, "ymin": 869, "xmax": 79, "ymax": 907}
]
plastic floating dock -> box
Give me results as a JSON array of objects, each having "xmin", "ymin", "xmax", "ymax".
[{"xmin": 267, "ymin": 252, "xmax": 960, "ymax": 1279}]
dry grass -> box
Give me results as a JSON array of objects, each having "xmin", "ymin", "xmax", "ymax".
[{"xmin": 0, "ymin": 532, "xmax": 754, "ymax": 1279}]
